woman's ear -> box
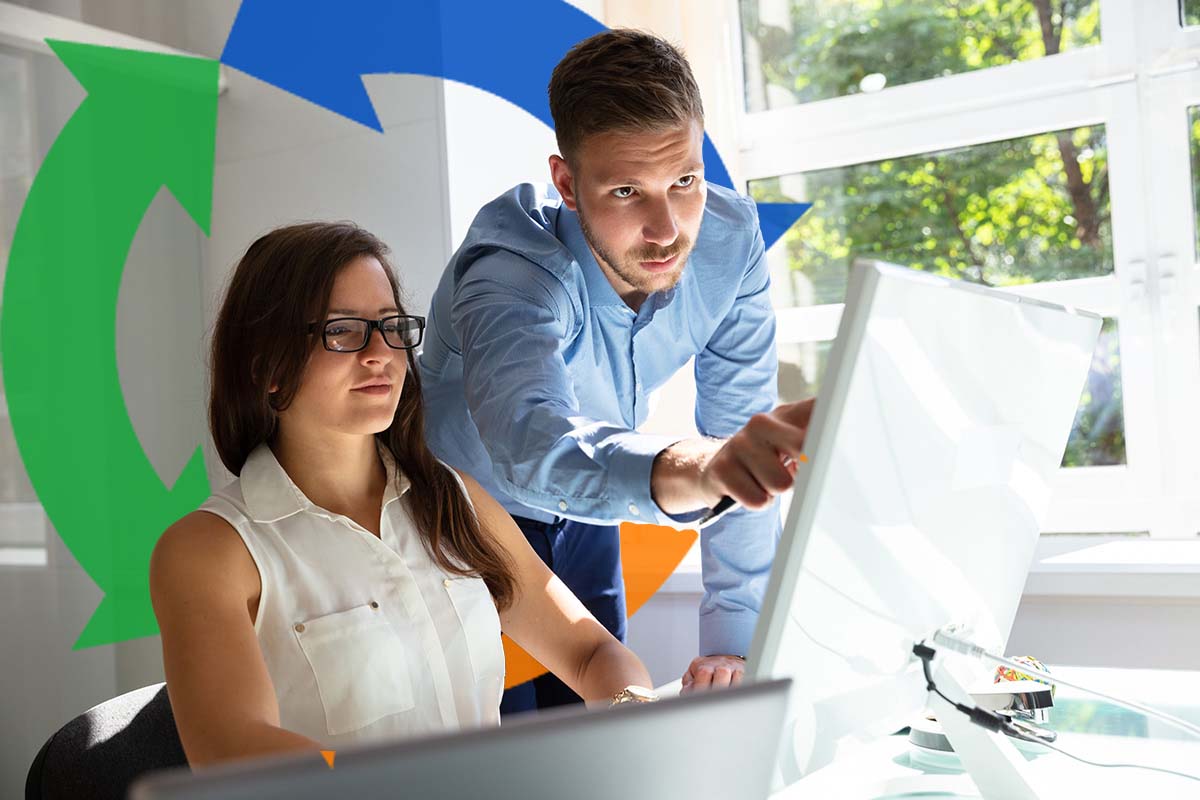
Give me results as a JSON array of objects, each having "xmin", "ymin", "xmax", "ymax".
[{"xmin": 251, "ymin": 354, "xmax": 279, "ymax": 394}]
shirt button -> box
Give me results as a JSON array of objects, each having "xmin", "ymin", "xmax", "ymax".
[
  {"xmin": 369, "ymin": 600, "xmax": 379, "ymax": 609},
  {"xmin": 628, "ymin": 503, "xmax": 640, "ymax": 516},
  {"xmin": 558, "ymin": 500, "xmax": 568, "ymax": 512},
  {"xmin": 294, "ymin": 623, "xmax": 305, "ymax": 633}
]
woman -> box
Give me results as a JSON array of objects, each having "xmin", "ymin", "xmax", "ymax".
[{"xmin": 150, "ymin": 222, "xmax": 653, "ymax": 768}]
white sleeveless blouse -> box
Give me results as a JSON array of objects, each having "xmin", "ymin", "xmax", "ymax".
[{"xmin": 196, "ymin": 441, "xmax": 505, "ymax": 748}]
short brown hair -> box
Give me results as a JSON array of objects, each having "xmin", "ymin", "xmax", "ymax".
[
  {"xmin": 208, "ymin": 222, "xmax": 516, "ymax": 609},
  {"xmin": 548, "ymin": 29, "xmax": 704, "ymax": 162}
]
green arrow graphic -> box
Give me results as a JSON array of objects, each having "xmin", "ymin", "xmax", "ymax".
[{"xmin": 1, "ymin": 41, "xmax": 218, "ymax": 648}]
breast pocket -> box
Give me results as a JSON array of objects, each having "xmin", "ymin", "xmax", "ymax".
[
  {"xmin": 294, "ymin": 601, "xmax": 414, "ymax": 736},
  {"xmin": 443, "ymin": 577, "xmax": 505, "ymax": 693}
]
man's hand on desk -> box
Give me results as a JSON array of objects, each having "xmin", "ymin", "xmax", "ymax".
[
  {"xmin": 651, "ymin": 398, "xmax": 815, "ymax": 516},
  {"xmin": 680, "ymin": 654, "xmax": 745, "ymax": 694}
]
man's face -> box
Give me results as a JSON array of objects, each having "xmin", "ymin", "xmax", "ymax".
[{"xmin": 550, "ymin": 119, "xmax": 707, "ymax": 301}]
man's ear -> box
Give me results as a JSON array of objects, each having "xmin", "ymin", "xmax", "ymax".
[{"xmin": 549, "ymin": 154, "xmax": 578, "ymax": 211}]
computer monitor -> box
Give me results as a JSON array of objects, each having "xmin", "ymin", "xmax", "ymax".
[
  {"xmin": 747, "ymin": 259, "xmax": 1101, "ymax": 787},
  {"xmin": 130, "ymin": 678, "xmax": 792, "ymax": 800}
]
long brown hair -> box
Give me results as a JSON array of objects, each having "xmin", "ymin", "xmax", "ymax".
[{"xmin": 208, "ymin": 221, "xmax": 516, "ymax": 609}]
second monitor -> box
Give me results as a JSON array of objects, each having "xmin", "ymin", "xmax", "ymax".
[{"xmin": 747, "ymin": 259, "xmax": 1101, "ymax": 788}]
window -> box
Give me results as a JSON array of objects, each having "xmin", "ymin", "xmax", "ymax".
[
  {"xmin": 0, "ymin": 44, "xmax": 47, "ymax": 568},
  {"xmin": 1184, "ymin": 0, "xmax": 1200, "ymax": 27},
  {"xmin": 740, "ymin": 0, "xmax": 1101, "ymax": 111},
  {"xmin": 735, "ymin": 0, "xmax": 1200, "ymax": 537},
  {"xmin": 750, "ymin": 126, "xmax": 1111, "ymax": 306},
  {"xmin": 751, "ymin": 127, "xmax": 1123, "ymax": 468},
  {"xmin": 777, "ymin": 340, "xmax": 832, "ymax": 403}
]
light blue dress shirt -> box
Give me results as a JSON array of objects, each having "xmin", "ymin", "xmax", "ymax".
[{"xmin": 418, "ymin": 182, "xmax": 781, "ymax": 658}]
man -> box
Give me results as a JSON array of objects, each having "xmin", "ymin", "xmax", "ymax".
[{"xmin": 419, "ymin": 29, "xmax": 812, "ymax": 713}]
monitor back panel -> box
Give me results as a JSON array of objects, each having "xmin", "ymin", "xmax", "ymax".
[{"xmin": 131, "ymin": 678, "xmax": 791, "ymax": 800}]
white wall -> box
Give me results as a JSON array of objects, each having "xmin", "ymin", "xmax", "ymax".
[
  {"xmin": 1010, "ymin": 594, "xmax": 1200, "ymax": 669},
  {"xmin": 442, "ymin": 81, "xmax": 558, "ymax": 249}
]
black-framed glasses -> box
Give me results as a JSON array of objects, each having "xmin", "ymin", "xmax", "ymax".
[{"xmin": 308, "ymin": 315, "xmax": 425, "ymax": 353}]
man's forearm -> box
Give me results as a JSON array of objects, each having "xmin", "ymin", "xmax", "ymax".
[{"xmin": 650, "ymin": 437, "xmax": 725, "ymax": 515}]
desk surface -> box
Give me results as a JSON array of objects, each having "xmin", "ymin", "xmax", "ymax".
[{"xmin": 770, "ymin": 666, "xmax": 1200, "ymax": 799}]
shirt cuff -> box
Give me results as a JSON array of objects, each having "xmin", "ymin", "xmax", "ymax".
[
  {"xmin": 607, "ymin": 432, "xmax": 691, "ymax": 526},
  {"xmin": 699, "ymin": 608, "xmax": 758, "ymax": 659}
]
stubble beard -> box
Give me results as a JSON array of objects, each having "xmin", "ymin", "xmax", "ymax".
[{"xmin": 577, "ymin": 205, "xmax": 691, "ymax": 296}]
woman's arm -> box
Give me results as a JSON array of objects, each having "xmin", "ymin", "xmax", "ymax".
[
  {"xmin": 456, "ymin": 471, "xmax": 653, "ymax": 702},
  {"xmin": 149, "ymin": 511, "xmax": 323, "ymax": 768}
]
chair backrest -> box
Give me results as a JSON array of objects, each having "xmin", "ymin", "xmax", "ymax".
[{"xmin": 26, "ymin": 683, "xmax": 188, "ymax": 800}]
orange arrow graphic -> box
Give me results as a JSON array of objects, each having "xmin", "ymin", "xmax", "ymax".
[
  {"xmin": 502, "ymin": 522, "xmax": 698, "ymax": 688},
  {"xmin": 320, "ymin": 750, "xmax": 336, "ymax": 769}
]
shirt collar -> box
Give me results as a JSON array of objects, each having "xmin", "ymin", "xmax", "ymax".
[
  {"xmin": 241, "ymin": 438, "xmax": 411, "ymax": 524},
  {"xmin": 557, "ymin": 205, "xmax": 628, "ymax": 309}
]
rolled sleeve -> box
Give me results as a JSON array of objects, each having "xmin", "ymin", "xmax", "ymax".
[{"xmin": 604, "ymin": 430, "xmax": 703, "ymax": 527}]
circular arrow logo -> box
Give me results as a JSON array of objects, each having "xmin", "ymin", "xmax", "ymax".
[{"xmin": 2, "ymin": 41, "xmax": 217, "ymax": 649}]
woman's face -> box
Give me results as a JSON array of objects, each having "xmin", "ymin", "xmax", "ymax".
[{"xmin": 276, "ymin": 255, "xmax": 407, "ymax": 438}]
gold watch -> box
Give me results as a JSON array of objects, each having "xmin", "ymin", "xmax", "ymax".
[{"xmin": 610, "ymin": 685, "xmax": 659, "ymax": 705}]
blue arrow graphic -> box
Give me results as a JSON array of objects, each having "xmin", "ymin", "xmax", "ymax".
[
  {"xmin": 757, "ymin": 201, "xmax": 812, "ymax": 250},
  {"xmin": 220, "ymin": 0, "xmax": 809, "ymax": 236}
]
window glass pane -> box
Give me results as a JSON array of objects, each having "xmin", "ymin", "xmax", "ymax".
[
  {"xmin": 778, "ymin": 340, "xmax": 833, "ymax": 402},
  {"xmin": 1190, "ymin": 105, "xmax": 1200, "ymax": 259},
  {"xmin": 1184, "ymin": 1, "xmax": 1200, "ymax": 28},
  {"xmin": 0, "ymin": 47, "xmax": 42, "ymax": 524},
  {"xmin": 741, "ymin": 0, "xmax": 1102, "ymax": 111},
  {"xmin": 750, "ymin": 125, "xmax": 1111, "ymax": 307},
  {"xmin": 1063, "ymin": 318, "xmax": 1125, "ymax": 467},
  {"xmin": 778, "ymin": 320, "xmax": 1124, "ymax": 469}
]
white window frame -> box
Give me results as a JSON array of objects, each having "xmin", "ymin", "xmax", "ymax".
[{"xmin": 725, "ymin": 0, "xmax": 1200, "ymax": 539}]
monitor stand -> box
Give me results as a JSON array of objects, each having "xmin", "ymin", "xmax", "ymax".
[{"xmin": 931, "ymin": 657, "xmax": 1047, "ymax": 799}]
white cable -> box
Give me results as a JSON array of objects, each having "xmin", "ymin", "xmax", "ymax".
[
  {"xmin": 1006, "ymin": 729, "xmax": 1200, "ymax": 784},
  {"xmin": 931, "ymin": 628, "xmax": 1200, "ymax": 741}
]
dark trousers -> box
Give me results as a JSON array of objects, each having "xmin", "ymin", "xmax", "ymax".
[{"xmin": 499, "ymin": 515, "xmax": 626, "ymax": 715}]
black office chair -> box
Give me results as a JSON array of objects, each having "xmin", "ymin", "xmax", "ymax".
[{"xmin": 25, "ymin": 683, "xmax": 189, "ymax": 800}]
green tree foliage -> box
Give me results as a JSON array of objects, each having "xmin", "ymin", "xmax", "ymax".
[
  {"xmin": 751, "ymin": 127, "xmax": 1108, "ymax": 303},
  {"xmin": 743, "ymin": 0, "xmax": 1124, "ymax": 465},
  {"xmin": 1186, "ymin": 0, "xmax": 1200, "ymax": 27},
  {"xmin": 743, "ymin": 0, "xmax": 1100, "ymax": 107}
]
